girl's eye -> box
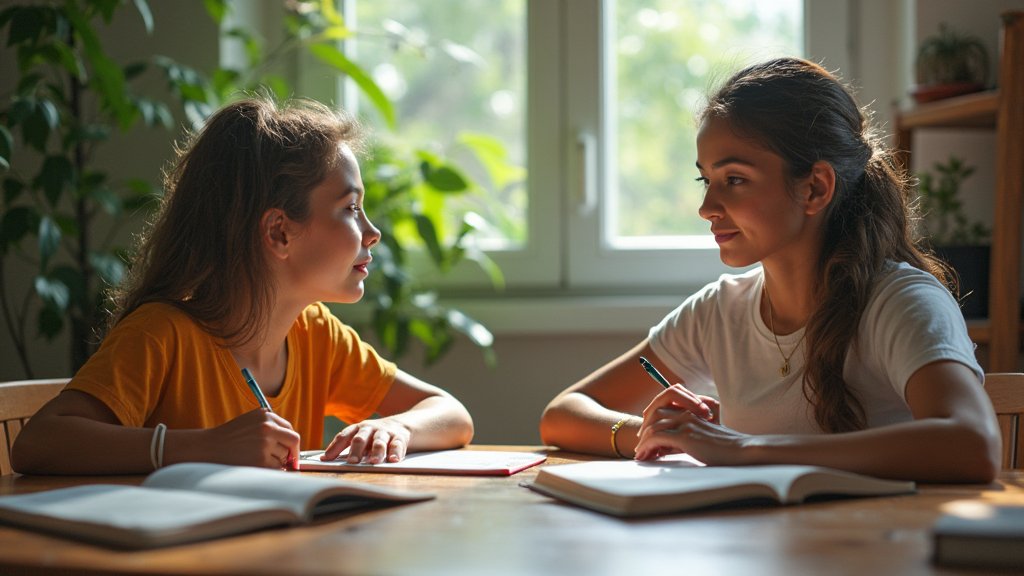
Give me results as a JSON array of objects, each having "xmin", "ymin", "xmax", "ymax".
[
  {"xmin": 349, "ymin": 203, "xmax": 362, "ymax": 213},
  {"xmin": 695, "ymin": 176, "xmax": 709, "ymax": 187},
  {"xmin": 726, "ymin": 176, "xmax": 745, "ymax": 185}
]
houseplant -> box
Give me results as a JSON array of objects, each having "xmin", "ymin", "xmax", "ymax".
[
  {"xmin": 0, "ymin": 1, "xmax": 170, "ymax": 377},
  {"xmin": 917, "ymin": 155, "xmax": 991, "ymax": 318},
  {"xmin": 0, "ymin": 0, "xmax": 510, "ymax": 377},
  {"xmin": 912, "ymin": 23, "xmax": 989, "ymax": 103}
]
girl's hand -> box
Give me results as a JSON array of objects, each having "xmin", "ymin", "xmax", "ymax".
[
  {"xmin": 640, "ymin": 385, "xmax": 718, "ymax": 426},
  {"xmin": 635, "ymin": 387, "xmax": 753, "ymax": 464},
  {"xmin": 322, "ymin": 418, "xmax": 412, "ymax": 464},
  {"xmin": 206, "ymin": 409, "xmax": 301, "ymax": 469}
]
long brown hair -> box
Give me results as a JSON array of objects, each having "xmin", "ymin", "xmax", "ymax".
[
  {"xmin": 701, "ymin": 58, "xmax": 951, "ymax": 432},
  {"xmin": 107, "ymin": 97, "xmax": 363, "ymax": 347}
]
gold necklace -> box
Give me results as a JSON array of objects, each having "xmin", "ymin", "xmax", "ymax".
[{"xmin": 762, "ymin": 282, "xmax": 807, "ymax": 377}]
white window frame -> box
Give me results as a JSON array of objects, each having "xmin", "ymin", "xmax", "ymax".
[
  {"xmin": 236, "ymin": 0, "xmax": 862, "ymax": 332},
  {"xmin": 415, "ymin": 0, "xmax": 854, "ymax": 297}
]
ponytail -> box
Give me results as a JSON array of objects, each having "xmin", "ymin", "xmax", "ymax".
[{"xmin": 704, "ymin": 58, "xmax": 952, "ymax": 433}]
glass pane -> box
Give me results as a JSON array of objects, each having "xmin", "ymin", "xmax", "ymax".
[
  {"xmin": 613, "ymin": 0, "xmax": 803, "ymax": 244},
  {"xmin": 349, "ymin": 0, "xmax": 526, "ymax": 248}
]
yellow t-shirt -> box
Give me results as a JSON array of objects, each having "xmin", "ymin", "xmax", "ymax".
[{"xmin": 67, "ymin": 302, "xmax": 396, "ymax": 450}]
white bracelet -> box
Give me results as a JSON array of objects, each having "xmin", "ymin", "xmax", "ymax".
[{"xmin": 150, "ymin": 423, "xmax": 167, "ymax": 470}]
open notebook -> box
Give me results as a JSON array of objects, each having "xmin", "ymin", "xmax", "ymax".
[
  {"xmin": 527, "ymin": 454, "xmax": 916, "ymax": 517},
  {"xmin": 299, "ymin": 449, "xmax": 547, "ymax": 476},
  {"xmin": 0, "ymin": 463, "xmax": 432, "ymax": 549}
]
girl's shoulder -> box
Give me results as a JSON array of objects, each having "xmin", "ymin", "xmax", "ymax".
[
  {"xmin": 868, "ymin": 261, "xmax": 955, "ymax": 310},
  {"xmin": 874, "ymin": 261, "xmax": 949, "ymax": 293},
  {"xmin": 116, "ymin": 302, "xmax": 199, "ymax": 332},
  {"xmin": 692, "ymin": 267, "xmax": 763, "ymax": 301}
]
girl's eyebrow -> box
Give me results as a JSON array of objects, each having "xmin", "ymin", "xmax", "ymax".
[
  {"xmin": 337, "ymin": 186, "xmax": 361, "ymax": 200},
  {"xmin": 695, "ymin": 156, "xmax": 757, "ymax": 170}
]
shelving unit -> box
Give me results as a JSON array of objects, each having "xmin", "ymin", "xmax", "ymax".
[{"xmin": 894, "ymin": 12, "xmax": 1024, "ymax": 371}]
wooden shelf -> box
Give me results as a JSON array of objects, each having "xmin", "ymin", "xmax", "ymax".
[
  {"xmin": 966, "ymin": 320, "xmax": 1024, "ymax": 345},
  {"xmin": 897, "ymin": 90, "xmax": 997, "ymax": 129},
  {"xmin": 895, "ymin": 11, "xmax": 1024, "ymax": 371}
]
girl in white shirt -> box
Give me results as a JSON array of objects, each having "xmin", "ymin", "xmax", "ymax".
[{"xmin": 540, "ymin": 57, "xmax": 1000, "ymax": 483}]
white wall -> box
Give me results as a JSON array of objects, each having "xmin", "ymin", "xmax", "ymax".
[{"xmin": 3, "ymin": 1, "xmax": 1021, "ymax": 445}]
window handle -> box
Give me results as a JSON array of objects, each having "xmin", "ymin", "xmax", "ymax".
[{"xmin": 576, "ymin": 130, "xmax": 597, "ymax": 215}]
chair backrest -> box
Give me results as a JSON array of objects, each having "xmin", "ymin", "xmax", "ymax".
[
  {"xmin": 985, "ymin": 373, "xmax": 1024, "ymax": 470},
  {"xmin": 0, "ymin": 378, "xmax": 69, "ymax": 475}
]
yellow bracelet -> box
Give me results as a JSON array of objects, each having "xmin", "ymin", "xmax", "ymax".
[{"xmin": 610, "ymin": 418, "xmax": 629, "ymax": 459}]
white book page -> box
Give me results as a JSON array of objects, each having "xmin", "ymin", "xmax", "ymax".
[
  {"xmin": 0, "ymin": 484, "xmax": 292, "ymax": 544},
  {"xmin": 299, "ymin": 449, "xmax": 546, "ymax": 474}
]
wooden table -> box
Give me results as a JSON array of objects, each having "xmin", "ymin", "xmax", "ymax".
[{"xmin": 0, "ymin": 446, "xmax": 1021, "ymax": 575}]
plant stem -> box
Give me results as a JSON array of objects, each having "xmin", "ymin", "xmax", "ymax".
[
  {"xmin": 0, "ymin": 261, "xmax": 34, "ymax": 378},
  {"xmin": 68, "ymin": 31, "xmax": 93, "ymax": 372}
]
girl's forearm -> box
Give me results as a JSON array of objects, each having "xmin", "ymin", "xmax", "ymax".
[
  {"xmin": 389, "ymin": 396, "xmax": 474, "ymax": 450},
  {"xmin": 743, "ymin": 418, "xmax": 1000, "ymax": 483}
]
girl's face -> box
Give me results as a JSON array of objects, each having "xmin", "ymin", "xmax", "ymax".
[
  {"xmin": 695, "ymin": 116, "xmax": 813, "ymax": 268},
  {"xmin": 283, "ymin": 144, "xmax": 381, "ymax": 304}
]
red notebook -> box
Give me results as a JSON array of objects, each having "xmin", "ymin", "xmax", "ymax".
[{"xmin": 298, "ymin": 449, "xmax": 547, "ymax": 476}]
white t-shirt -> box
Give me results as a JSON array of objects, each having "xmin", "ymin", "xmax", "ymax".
[{"xmin": 648, "ymin": 262, "xmax": 983, "ymax": 435}]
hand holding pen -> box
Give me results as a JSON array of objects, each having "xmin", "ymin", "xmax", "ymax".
[
  {"xmin": 638, "ymin": 357, "xmax": 716, "ymax": 422},
  {"xmin": 242, "ymin": 368, "xmax": 300, "ymax": 470}
]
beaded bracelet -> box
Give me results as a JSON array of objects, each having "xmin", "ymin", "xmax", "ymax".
[
  {"xmin": 610, "ymin": 418, "xmax": 629, "ymax": 459},
  {"xmin": 150, "ymin": 423, "xmax": 168, "ymax": 470}
]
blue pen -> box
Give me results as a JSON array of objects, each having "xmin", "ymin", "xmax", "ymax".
[
  {"xmin": 638, "ymin": 356, "xmax": 714, "ymax": 420},
  {"xmin": 241, "ymin": 368, "xmax": 272, "ymax": 411},
  {"xmin": 638, "ymin": 356, "xmax": 672, "ymax": 389},
  {"xmin": 241, "ymin": 367, "xmax": 297, "ymax": 469}
]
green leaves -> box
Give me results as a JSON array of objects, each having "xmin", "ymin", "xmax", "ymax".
[
  {"xmin": 1, "ymin": 0, "xmax": 168, "ymax": 375},
  {"xmin": 308, "ymin": 43, "xmax": 395, "ymax": 129},
  {"xmin": 918, "ymin": 155, "xmax": 989, "ymax": 246}
]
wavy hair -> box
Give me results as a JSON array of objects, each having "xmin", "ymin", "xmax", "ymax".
[
  {"xmin": 701, "ymin": 58, "xmax": 951, "ymax": 432},
  {"xmin": 106, "ymin": 97, "xmax": 364, "ymax": 347}
]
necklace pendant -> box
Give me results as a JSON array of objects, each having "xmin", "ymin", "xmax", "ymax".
[{"xmin": 780, "ymin": 360, "xmax": 790, "ymax": 377}]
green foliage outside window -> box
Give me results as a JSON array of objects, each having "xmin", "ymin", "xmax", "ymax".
[{"xmin": 0, "ymin": 0, "xmax": 512, "ymax": 377}]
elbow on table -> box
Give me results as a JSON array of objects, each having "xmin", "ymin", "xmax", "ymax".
[
  {"xmin": 538, "ymin": 401, "xmax": 580, "ymax": 450},
  {"xmin": 950, "ymin": 424, "xmax": 1002, "ymax": 484},
  {"xmin": 10, "ymin": 431, "xmax": 46, "ymax": 475}
]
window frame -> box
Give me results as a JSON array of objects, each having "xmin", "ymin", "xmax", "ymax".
[{"xmin": 401, "ymin": 0, "xmax": 853, "ymax": 297}]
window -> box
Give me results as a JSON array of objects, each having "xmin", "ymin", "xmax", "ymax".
[{"xmin": 339, "ymin": 0, "xmax": 846, "ymax": 295}]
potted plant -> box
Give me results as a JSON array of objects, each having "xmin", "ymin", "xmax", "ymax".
[
  {"xmin": 917, "ymin": 156, "xmax": 991, "ymax": 318},
  {"xmin": 912, "ymin": 23, "xmax": 990, "ymax": 103},
  {"xmin": 0, "ymin": 0, "xmax": 510, "ymax": 378}
]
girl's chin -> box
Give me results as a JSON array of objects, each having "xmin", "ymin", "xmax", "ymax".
[{"xmin": 718, "ymin": 252, "xmax": 757, "ymax": 269}]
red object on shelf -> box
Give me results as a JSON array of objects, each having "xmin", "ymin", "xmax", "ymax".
[{"xmin": 910, "ymin": 82, "xmax": 986, "ymax": 103}]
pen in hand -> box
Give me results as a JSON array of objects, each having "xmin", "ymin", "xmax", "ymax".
[
  {"xmin": 241, "ymin": 368, "xmax": 297, "ymax": 470},
  {"xmin": 637, "ymin": 356, "xmax": 713, "ymax": 421},
  {"xmin": 638, "ymin": 356, "xmax": 672, "ymax": 389}
]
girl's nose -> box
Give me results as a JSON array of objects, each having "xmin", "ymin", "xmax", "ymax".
[
  {"xmin": 363, "ymin": 215, "xmax": 382, "ymax": 248},
  {"xmin": 697, "ymin": 185, "xmax": 721, "ymax": 221}
]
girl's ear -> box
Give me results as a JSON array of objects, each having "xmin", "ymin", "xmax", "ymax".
[
  {"xmin": 803, "ymin": 160, "xmax": 836, "ymax": 216},
  {"xmin": 262, "ymin": 208, "xmax": 290, "ymax": 259}
]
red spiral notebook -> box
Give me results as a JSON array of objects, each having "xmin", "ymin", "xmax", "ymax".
[{"xmin": 298, "ymin": 449, "xmax": 547, "ymax": 476}]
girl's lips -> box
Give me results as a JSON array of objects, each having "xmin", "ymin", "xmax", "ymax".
[
  {"xmin": 714, "ymin": 232, "xmax": 738, "ymax": 243},
  {"xmin": 353, "ymin": 264, "xmax": 368, "ymax": 274}
]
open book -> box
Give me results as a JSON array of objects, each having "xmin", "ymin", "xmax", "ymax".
[
  {"xmin": 0, "ymin": 462, "xmax": 433, "ymax": 549},
  {"xmin": 299, "ymin": 449, "xmax": 547, "ymax": 476},
  {"xmin": 527, "ymin": 455, "xmax": 915, "ymax": 517}
]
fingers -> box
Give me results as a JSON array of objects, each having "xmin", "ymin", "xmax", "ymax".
[
  {"xmin": 324, "ymin": 421, "xmax": 411, "ymax": 464},
  {"xmin": 699, "ymin": 395, "xmax": 721, "ymax": 423},
  {"xmin": 322, "ymin": 425, "xmax": 357, "ymax": 461},
  {"xmin": 246, "ymin": 410, "xmax": 301, "ymax": 469},
  {"xmin": 642, "ymin": 386, "xmax": 715, "ymax": 424},
  {"xmin": 635, "ymin": 409, "xmax": 710, "ymax": 461}
]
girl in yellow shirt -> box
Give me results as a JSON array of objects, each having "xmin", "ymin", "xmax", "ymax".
[{"xmin": 13, "ymin": 98, "xmax": 474, "ymax": 474}]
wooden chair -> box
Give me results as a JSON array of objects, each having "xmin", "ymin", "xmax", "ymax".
[
  {"xmin": 0, "ymin": 378, "xmax": 68, "ymax": 475},
  {"xmin": 985, "ymin": 373, "xmax": 1024, "ymax": 469}
]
